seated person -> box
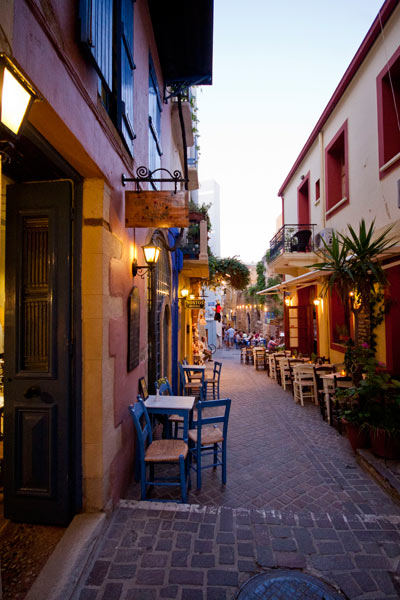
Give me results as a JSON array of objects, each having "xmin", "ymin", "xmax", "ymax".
[
  {"xmin": 267, "ymin": 336, "xmax": 279, "ymax": 351},
  {"xmin": 199, "ymin": 336, "xmax": 213, "ymax": 362}
]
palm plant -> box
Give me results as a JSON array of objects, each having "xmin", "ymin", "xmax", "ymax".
[{"xmin": 312, "ymin": 219, "xmax": 396, "ymax": 346}]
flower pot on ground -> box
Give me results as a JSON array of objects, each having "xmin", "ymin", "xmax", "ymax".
[
  {"xmin": 369, "ymin": 429, "xmax": 400, "ymax": 459},
  {"xmin": 342, "ymin": 419, "xmax": 370, "ymax": 453}
]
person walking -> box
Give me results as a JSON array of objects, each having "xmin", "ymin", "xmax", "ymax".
[{"xmin": 226, "ymin": 325, "xmax": 235, "ymax": 348}]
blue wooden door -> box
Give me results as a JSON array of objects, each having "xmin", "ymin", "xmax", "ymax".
[{"xmin": 4, "ymin": 181, "xmax": 73, "ymax": 524}]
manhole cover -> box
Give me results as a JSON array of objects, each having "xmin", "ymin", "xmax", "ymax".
[{"xmin": 236, "ymin": 570, "xmax": 345, "ymax": 600}]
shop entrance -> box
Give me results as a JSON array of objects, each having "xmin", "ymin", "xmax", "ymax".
[{"xmin": 0, "ymin": 127, "xmax": 81, "ymax": 525}]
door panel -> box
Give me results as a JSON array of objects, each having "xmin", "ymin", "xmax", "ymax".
[{"xmin": 4, "ymin": 181, "xmax": 73, "ymax": 524}]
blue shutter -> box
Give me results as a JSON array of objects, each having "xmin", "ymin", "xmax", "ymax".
[
  {"xmin": 119, "ymin": 0, "xmax": 135, "ymax": 152},
  {"xmin": 79, "ymin": 0, "xmax": 113, "ymax": 91}
]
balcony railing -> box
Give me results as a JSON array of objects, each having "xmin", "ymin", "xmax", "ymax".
[{"xmin": 269, "ymin": 224, "xmax": 316, "ymax": 262}]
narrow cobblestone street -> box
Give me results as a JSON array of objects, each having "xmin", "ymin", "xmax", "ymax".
[{"xmin": 74, "ymin": 350, "xmax": 400, "ymax": 599}]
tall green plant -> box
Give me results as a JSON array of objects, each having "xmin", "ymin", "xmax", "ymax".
[{"xmin": 311, "ymin": 219, "xmax": 396, "ymax": 346}]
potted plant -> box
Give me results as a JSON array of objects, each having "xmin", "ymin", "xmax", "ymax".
[{"xmin": 337, "ymin": 355, "xmax": 400, "ymax": 456}]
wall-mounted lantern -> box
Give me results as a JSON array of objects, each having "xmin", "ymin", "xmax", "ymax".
[
  {"xmin": 132, "ymin": 243, "xmax": 160, "ymax": 278},
  {"xmin": 0, "ymin": 54, "xmax": 38, "ymax": 137}
]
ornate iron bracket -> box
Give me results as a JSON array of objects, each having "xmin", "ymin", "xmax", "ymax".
[
  {"xmin": 122, "ymin": 166, "xmax": 188, "ymax": 194},
  {"xmin": 0, "ymin": 140, "xmax": 15, "ymax": 164}
]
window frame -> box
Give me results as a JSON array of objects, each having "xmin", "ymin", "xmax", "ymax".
[
  {"xmin": 148, "ymin": 56, "xmax": 163, "ymax": 186},
  {"xmin": 325, "ymin": 121, "xmax": 349, "ymax": 219},
  {"xmin": 376, "ymin": 44, "xmax": 400, "ymax": 179},
  {"xmin": 79, "ymin": 0, "xmax": 135, "ymax": 155}
]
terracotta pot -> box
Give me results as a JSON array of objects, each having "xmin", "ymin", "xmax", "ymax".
[
  {"xmin": 343, "ymin": 420, "xmax": 370, "ymax": 453},
  {"xmin": 370, "ymin": 429, "xmax": 400, "ymax": 459}
]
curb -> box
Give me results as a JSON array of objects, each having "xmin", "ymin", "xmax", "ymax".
[
  {"xmin": 25, "ymin": 512, "xmax": 107, "ymax": 600},
  {"xmin": 356, "ymin": 448, "xmax": 400, "ymax": 506}
]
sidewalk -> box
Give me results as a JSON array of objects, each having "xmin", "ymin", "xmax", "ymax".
[{"xmin": 35, "ymin": 350, "xmax": 400, "ymax": 599}]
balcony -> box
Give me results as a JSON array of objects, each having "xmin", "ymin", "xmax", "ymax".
[
  {"xmin": 268, "ymin": 223, "xmax": 318, "ymax": 276},
  {"xmin": 180, "ymin": 216, "xmax": 209, "ymax": 278}
]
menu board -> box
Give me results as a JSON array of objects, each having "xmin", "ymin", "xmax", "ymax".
[{"xmin": 128, "ymin": 287, "xmax": 140, "ymax": 372}]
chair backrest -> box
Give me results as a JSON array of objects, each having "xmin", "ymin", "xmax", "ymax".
[
  {"xmin": 158, "ymin": 378, "xmax": 172, "ymax": 395},
  {"xmin": 213, "ymin": 361, "xmax": 222, "ymax": 378},
  {"xmin": 313, "ymin": 365, "xmax": 334, "ymax": 390},
  {"xmin": 129, "ymin": 396, "xmax": 153, "ymax": 457},
  {"xmin": 193, "ymin": 398, "xmax": 231, "ymax": 444},
  {"xmin": 138, "ymin": 377, "xmax": 149, "ymax": 400}
]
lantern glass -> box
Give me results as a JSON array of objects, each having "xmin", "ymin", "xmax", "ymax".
[
  {"xmin": 142, "ymin": 244, "xmax": 160, "ymax": 265},
  {"xmin": 181, "ymin": 288, "xmax": 189, "ymax": 298},
  {"xmin": 1, "ymin": 66, "xmax": 32, "ymax": 135}
]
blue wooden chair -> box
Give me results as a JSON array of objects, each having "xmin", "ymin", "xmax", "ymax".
[
  {"xmin": 188, "ymin": 398, "xmax": 231, "ymax": 490},
  {"xmin": 129, "ymin": 397, "xmax": 188, "ymax": 502},
  {"xmin": 155, "ymin": 377, "xmax": 183, "ymax": 438},
  {"xmin": 204, "ymin": 361, "xmax": 222, "ymax": 399},
  {"xmin": 179, "ymin": 362, "xmax": 205, "ymax": 399}
]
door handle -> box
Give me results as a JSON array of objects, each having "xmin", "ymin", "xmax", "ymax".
[{"xmin": 24, "ymin": 385, "xmax": 42, "ymax": 399}]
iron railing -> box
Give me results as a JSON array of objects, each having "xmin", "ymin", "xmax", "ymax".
[{"xmin": 269, "ymin": 223, "xmax": 317, "ymax": 262}]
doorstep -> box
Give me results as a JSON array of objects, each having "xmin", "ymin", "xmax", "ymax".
[{"xmin": 356, "ymin": 448, "xmax": 400, "ymax": 506}]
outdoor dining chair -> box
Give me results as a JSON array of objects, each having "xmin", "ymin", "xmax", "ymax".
[
  {"xmin": 179, "ymin": 362, "xmax": 205, "ymax": 399},
  {"xmin": 188, "ymin": 398, "xmax": 231, "ymax": 490},
  {"xmin": 129, "ymin": 397, "xmax": 188, "ymax": 502},
  {"xmin": 156, "ymin": 377, "xmax": 185, "ymax": 439},
  {"xmin": 204, "ymin": 361, "xmax": 222, "ymax": 399},
  {"xmin": 293, "ymin": 366, "xmax": 317, "ymax": 406},
  {"xmin": 254, "ymin": 347, "xmax": 266, "ymax": 371},
  {"xmin": 312, "ymin": 365, "xmax": 335, "ymax": 420}
]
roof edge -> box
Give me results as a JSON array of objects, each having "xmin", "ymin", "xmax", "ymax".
[{"xmin": 277, "ymin": 0, "xmax": 398, "ymax": 198}]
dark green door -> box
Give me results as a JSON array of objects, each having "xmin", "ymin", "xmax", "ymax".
[{"xmin": 4, "ymin": 181, "xmax": 73, "ymax": 524}]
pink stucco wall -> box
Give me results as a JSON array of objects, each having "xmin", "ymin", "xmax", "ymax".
[{"xmin": 11, "ymin": 0, "xmax": 181, "ymax": 505}]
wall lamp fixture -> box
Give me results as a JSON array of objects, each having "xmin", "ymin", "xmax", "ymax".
[
  {"xmin": 0, "ymin": 54, "xmax": 39, "ymax": 163},
  {"xmin": 132, "ymin": 243, "xmax": 160, "ymax": 278},
  {"xmin": 179, "ymin": 288, "xmax": 189, "ymax": 301}
]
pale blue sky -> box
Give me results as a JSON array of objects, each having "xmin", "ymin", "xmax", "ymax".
[{"xmin": 197, "ymin": 0, "xmax": 385, "ymax": 263}]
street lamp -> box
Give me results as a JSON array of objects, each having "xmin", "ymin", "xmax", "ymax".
[
  {"xmin": 132, "ymin": 243, "xmax": 160, "ymax": 278},
  {"xmin": 0, "ymin": 54, "xmax": 38, "ymax": 137}
]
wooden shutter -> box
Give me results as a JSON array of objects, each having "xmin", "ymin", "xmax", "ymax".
[
  {"xmin": 79, "ymin": 0, "xmax": 113, "ymax": 92},
  {"xmin": 119, "ymin": 0, "xmax": 136, "ymax": 152}
]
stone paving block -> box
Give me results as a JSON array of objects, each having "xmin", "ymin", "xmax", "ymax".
[
  {"xmin": 169, "ymin": 569, "xmax": 204, "ymax": 585},
  {"xmin": 136, "ymin": 568, "xmax": 166, "ymax": 585},
  {"xmin": 351, "ymin": 570, "xmax": 378, "ymax": 592},
  {"xmin": 141, "ymin": 552, "xmax": 169, "ymax": 568},
  {"xmin": 332, "ymin": 573, "xmax": 362, "ymax": 598},
  {"xmin": 311, "ymin": 554, "xmax": 355, "ymax": 571},
  {"xmin": 100, "ymin": 583, "xmax": 123, "ymax": 600},
  {"xmin": 125, "ymin": 588, "xmax": 155, "ymax": 600},
  {"xmin": 86, "ymin": 560, "xmax": 110, "ymax": 586},
  {"xmin": 108, "ymin": 563, "xmax": 137, "ymax": 579},
  {"xmin": 182, "ymin": 588, "xmax": 204, "ymax": 600},
  {"xmin": 274, "ymin": 551, "xmax": 307, "ymax": 569},
  {"xmin": 79, "ymin": 588, "xmax": 99, "ymax": 600},
  {"xmin": 159, "ymin": 585, "xmax": 179, "ymax": 598},
  {"xmin": 191, "ymin": 554, "xmax": 216, "ymax": 568},
  {"xmin": 354, "ymin": 554, "xmax": 391, "ymax": 569},
  {"xmin": 271, "ymin": 538, "xmax": 297, "ymax": 552},
  {"xmin": 216, "ymin": 532, "xmax": 235, "ymax": 544},
  {"xmin": 255, "ymin": 545, "xmax": 276, "ymax": 567},
  {"xmin": 175, "ymin": 533, "xmax": 192, "ymax": 549},
  {"xmin": 206, "ymin": 588, "xmax": 227, "ymax": 600},
  {"xmin": 207, "ymin": 569, "xmax": 239, "ymax": 587},
  {"xmin": 219, "ymin": 545, "xmax": 235, "ymax": 565},
  {"xmin": 371, "ymin": 570, "xmax": 398, "ymax": 595}
]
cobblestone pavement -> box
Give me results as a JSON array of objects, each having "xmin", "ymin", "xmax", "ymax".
[{"xmin": 74, "ymin": 349, "xmax": 400, "ymax": 599}]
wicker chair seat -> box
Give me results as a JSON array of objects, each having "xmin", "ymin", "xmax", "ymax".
[
  {"xmin": 188, "ymin": 426, "xmax": 223, "ymax": 445},
  {"xmin": 168, "ymin": 414, "xmax": 184, "ymax": 423},
  {"xmin": 145, "ymin": 439, "xmax": 188, "ymax": 463}
]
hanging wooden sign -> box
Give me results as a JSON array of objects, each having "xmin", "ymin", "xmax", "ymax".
[
  {"xmin": 125, "ymin": 191, "xmax": 189, "ymax": 228},
  {"xmin": 185, "ymin": 299, "xmax": 205, "ymax": 309}
]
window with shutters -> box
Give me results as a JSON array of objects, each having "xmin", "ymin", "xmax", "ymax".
[
  {"xmin": 148, "ymin": 56, "xmax": 162, "ymax": 186},
  {"xmin": 377, "ymin": 45, "xmax": 400, "ymax": 179},
  {"xmin": 79, "ymin": 0, "xmax": 136, "ymax": 155}
]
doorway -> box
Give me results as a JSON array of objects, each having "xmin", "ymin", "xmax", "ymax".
[{"xmin": 0, "ymin": 126, "xmax": 82, "ymax": 525}]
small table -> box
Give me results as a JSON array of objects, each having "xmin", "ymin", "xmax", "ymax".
[
  {"xmin": 320, "ymin": 373, "xmax": 352, "ymax": 423},
  {"xmin": 145, "ymin": 395, "xmax": 196, "ymax": 442}
]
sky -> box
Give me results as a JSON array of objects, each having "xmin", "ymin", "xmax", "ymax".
[{"xmin": 197, "ymin": 0, "xmax": 385, "ymax": 264}]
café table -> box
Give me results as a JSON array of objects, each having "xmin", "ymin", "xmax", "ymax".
[
  {"xmin": 145, "ymin": 394, "xmax": 196, "ymax": 442},
  {"xmin": 320, "ymin": 373, "xmax": 352, "ymax": 424}
]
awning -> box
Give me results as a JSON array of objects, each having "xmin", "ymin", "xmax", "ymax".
[
  {"xmin": 257, "ymin": 269, "xmax": 332, "ymax": 295},
  {"xmin": 148, "ymin": 1, "xmax": 213, "ymax": 87}
]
